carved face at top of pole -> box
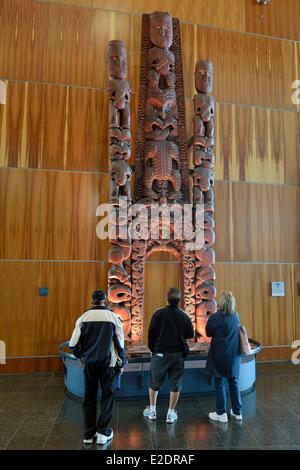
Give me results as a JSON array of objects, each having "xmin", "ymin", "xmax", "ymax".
[
  {"xmin": 195, "ymin": 60, "xmax": 213, "ymax": 94},
  {"xmin": 149, "ymin": 11, "xmax": 173, "ymax": 49},
  {"xmin": 107, "ymin": 40, "xmax": 128, "ymax": 79}
]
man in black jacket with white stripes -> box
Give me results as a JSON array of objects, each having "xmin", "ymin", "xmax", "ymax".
[{"xmin": 69, "ymin": 289, "xmax": 126, "ymax": 445}]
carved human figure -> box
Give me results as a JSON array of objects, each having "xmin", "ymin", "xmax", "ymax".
[
  {"xmin": 107, "ymin": 40, "xmax": 130, "ymax": 129},
  {"xmin": 109, "ymin": 128, "xmax": 131, "ymax": 160},
  {"xmin": 193, "ymin": 140, "xmax": 215, "ymax": 168},
  {"xmin": 195, "ymin": 247, "xmax": 215, "ymax": 267},
  {"xmin": 108, "ymin": 283, "xmax": 132, "ymax": 303},
  {"xmin": 203, "ymin": 228, "xmax": 215, "ymax": 247},
  {"xmin": 195, "ymin": 59, "xmax": 213, "ymax": 95},
  {"xmin": 193, "ymin": 166, "xmax": 214, "ymax": 204},
  {"xmin": 143, "ymin": 140, "xmax": 181, "ymax": 201},
  {"xmin": 196, "ymin": 284, "xmax": 217, "ymax": 301},
  {"xmin": 196, "ymin": 266, "xmax": 216, "ymax": 284},
  {"xmin": 193, "ymin": 60, "xmax": 214, "ymax": 137},
  {"xmin": 144, "ymin": 89, "xmax": 178, "ymax": 140},
  {"xmin": 148, "ymin": 11, "xmax": 175, "ymax": 90},
  {"xmin": 193, "ymin": 94, "xmax": 214, "ymax": 137},
  {"xmin": 108, "ymin": 246, "xmax": 131, "ymax": 286},
  {"xmin": 196, "ymin": 299, "xmax": 217, "ymax": 317},
  {"xmin": 113, "ymin": 304, "xmax": 131, "ymax": 339},
  {"xmin": 109, "ymin": 159, "xmax": 132, "ymax": 203}
]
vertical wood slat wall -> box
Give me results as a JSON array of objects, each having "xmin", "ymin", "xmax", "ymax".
[{"xmin": 0, "ymin": 0, "xmax": 299, "ymax": 371}]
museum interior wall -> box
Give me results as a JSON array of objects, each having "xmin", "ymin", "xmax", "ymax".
[{"xmin": 0, "ymin": 0, "xmax": 299, "ymax": 371}]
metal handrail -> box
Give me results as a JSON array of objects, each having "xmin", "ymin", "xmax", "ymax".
[
  {"xmin": 247, "ymin": 338, "xmax": 262, "ymax": 356},
  {"xmin": 59, "ymin": 341, "xmax": 75, "ymax": 360}
]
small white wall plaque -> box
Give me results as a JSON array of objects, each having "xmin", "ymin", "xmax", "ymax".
[
  {"xmin": 0, "ymin": 81, "xmax": 6, "ymax": 104},
  {"xmin": 271, "ymin": 282, "xmax": 285, "ymax": 297}
]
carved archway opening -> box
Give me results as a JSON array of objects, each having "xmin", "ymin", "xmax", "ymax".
[{"xmin": 143, "ymin": 249, "xmax": 181, "ymax": 343}]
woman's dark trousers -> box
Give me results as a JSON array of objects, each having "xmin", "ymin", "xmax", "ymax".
[{"xmin": 215, "ymin": 376, "xmax": 242, "ymax": 415}]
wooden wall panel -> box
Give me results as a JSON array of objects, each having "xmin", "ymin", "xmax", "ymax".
[
  {"xmin": 36, "ymin": 261, "xmax": 109, "ymax": 355},
  {"xmin": 143, "ymin": 261, "xmax": 180, "ymax": 343},
  {"xmin": 38, "ymin": 171, "xmax": 110, "ymax": 260},
  {"xmin": 0, "ymin": 357, "xmax": 63, "ymax": 374},
  {"xmin": 132, "ymin": 0, "xmax": 175, "ymax": 16},
  {"xmin": 172, "ymin": 0, "xmax": 245, "ymax": 31},
  {"xmin": 215, "ymin": 263, "xmax": 295, "ymax": 347},
  {"xmin": 214, "ymin": 181, "xmax": 232, "ymax": 261},
  {"xmin": 283, "ymin": 112, "xmax": 300, "ymax": 185},
  {"xmin": 245, "ymin": 0, "xmax": 279, "ymax": 39},
  {"xmin": 215, "ymin": 104, "xmax": 299, "ymax": 185},
  {"xmin": 65, "ymin": 87, "xmax": 104, "ymax": 171},
  {"xmin": 42, "ymin": 85, "xmax": 68, "ymax": 169},
  {"xmin": 5, "ymin": 81, "xmax": 26, "ymax": 167},
  {"xmin": 245, "ymin": 0, "xmax": 300, "ymax": 41},
  {"xmin": 0, "ymin": 168, "xmax": 110, "ymax": 260},
  {"xmin": 0, "ymin": 260, "xmax": 109, "ymax": 358},
  {"xmin": 258, "ymin": 347, "xmax": 294, "ymax": 362},
  {"xmin": 231, "ymin": 182, "xmax": 299, "ymax": 263},
  {"xmin": 92, "ymin": 0, "xmax": 132, "ymax": 12},
  {"xmin": 92, "ymin": 0, "xmax": 245, "ymax": 31},
  {"xmin": 0, "ymin": 82, "xmax": 111, "ymax": 172},
  {"xmin": 26, "ymin": 83, "xmax": 45, "ymax": 169},
  {"xmin": 0, "ymin": 262, "xmax": 40, "ymax": 356},
  {"xmin": 0, "ymin": 1, "xmax": 5, "ymax": 79},
  {"xmin": 194, "ymin": 26, "xmax": 295, "ymax": 109},
  {"xmin": 294, "ymin": 264, "xmax": 300, "ymax": 341},
  {"xmin": 0, "ymin": 169, "xmax": 42, "ymax": 259},
  {"xmin": 40, "ymin": 0, "xmax": 92, "ymax": 6},
  {"xmin": 46, "ymin": 3, "xmax": 93, "ymax": 86},
  {"xmin": 181, "ymin": 23, "xmax": 196, "ymax": 101},
  {"xmin": 1, "ymin": 0, "xmax": 48, "ymax": 82}
]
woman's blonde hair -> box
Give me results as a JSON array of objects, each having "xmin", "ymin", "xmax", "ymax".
[{"xmin": 218, "ymin": 291, "xmax": 236, "ymax": 315}]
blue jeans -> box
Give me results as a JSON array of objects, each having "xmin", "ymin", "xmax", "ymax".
[{"xmin": 215, "ymin": 376, "xmax": 242, "ymax": 415}]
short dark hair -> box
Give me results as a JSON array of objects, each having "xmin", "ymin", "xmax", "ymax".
[
  {"xmin": 167, "ymin": 287, "xmax": 181, "ymax": 306},
  {"xmin": 92, "ymin": 289, "xmax": 106, "ymax": 304}
]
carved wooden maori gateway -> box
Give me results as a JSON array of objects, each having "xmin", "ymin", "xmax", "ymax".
[{"xmin": 106, "ymin": 12, "xmax": 217, "ymax": 347}]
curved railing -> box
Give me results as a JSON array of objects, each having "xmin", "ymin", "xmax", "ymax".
[
  {"xmin": 59, "ymin": 338, "xmax": 262, "ymax": 362},
  {"xmin": 248, "ymin": 338, "xmax": 262, "ymax": 356}
]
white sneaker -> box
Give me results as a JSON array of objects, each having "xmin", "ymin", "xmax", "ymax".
[
  {"xmin": 166, "ymin": 410, "xmax": 178, "ymax": 424},
  {"xmin": 143, "ymin": 406, "xmax": 156, "ymax": 420},
  {"xmin": 83, "ymin": 434, "xmax": 96, "ymax": 444},
  {"xmin": 208, "ymin": 411, "xmax": 228, "ymax": 423},
  {"xmin": 96, "ymin": 429, "xmax": 113, "ymax": 445},
  {"xmin": 230, "ymin": 409, "xmax": 243, "ymax": 420}
]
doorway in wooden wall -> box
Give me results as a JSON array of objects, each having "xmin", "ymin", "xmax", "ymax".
[{"xmin": 143, "ymin": 254, "xmax": 181, "ymax": 344}]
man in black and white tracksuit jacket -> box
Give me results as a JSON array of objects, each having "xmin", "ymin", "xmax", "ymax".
[{"xmin": 69, "ymin": 289, "xmax": 126, "ymax": 445}]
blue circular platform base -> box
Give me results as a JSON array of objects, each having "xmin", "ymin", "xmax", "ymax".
[{"xmin": 59, "ymin": 340, "xmax": 261, "ymax": 400}]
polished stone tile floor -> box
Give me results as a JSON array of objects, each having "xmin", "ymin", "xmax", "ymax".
[{"xmin": 0, "ymin": 362, "xmax": 300, "ymax": 450}]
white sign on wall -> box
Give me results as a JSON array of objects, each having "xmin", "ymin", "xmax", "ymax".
[
  {"xmin": 0, "ymin": 340, "xmax": 6, "ymax": 364},
  {"xmin": 271, "ymin": 282, "xmax": 285, "ymax": 297},
  {"xmin": 0, "ymin": 80, "xmax": 6, "ymax": 104}
]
